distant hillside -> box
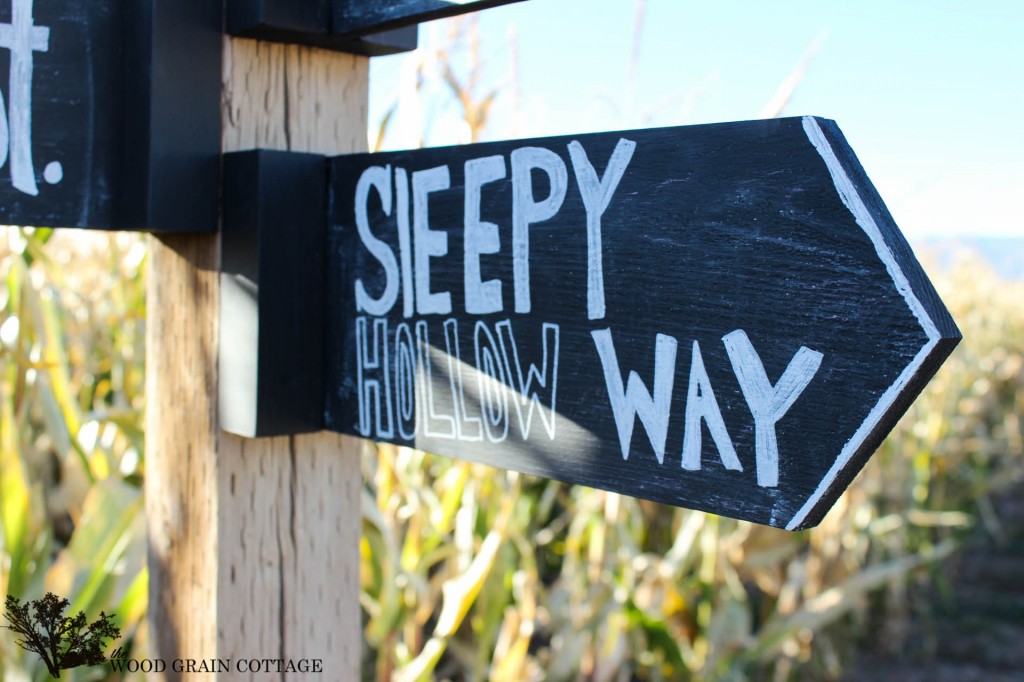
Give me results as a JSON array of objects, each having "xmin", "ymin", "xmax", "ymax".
[{"xmin": 914, "ymin": 236, "xmax": 1024, "ymax": 280}]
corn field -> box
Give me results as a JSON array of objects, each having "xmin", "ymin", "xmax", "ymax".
[
  {"xmin": 2, "ymin": 221, "xmax": 1022, "ymax": 682},
  {"xmin": 4, "ymin": 14, "xmax": 1024, "ymax": 682},
  {"xmin": 1, "ymin": 229, "xmax": 147, "ymax": 681}
]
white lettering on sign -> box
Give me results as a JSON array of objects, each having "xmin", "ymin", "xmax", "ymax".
[
  {"xmin": 412, "ymin": 166, "xmax": 453, "ymax": 316},
  {"xmin": 463, "ymin": 155, "xmax": 506, "ymax": 315},
  {"xmin": 350, "ymin": 138, "xmax": 823, "ymax": 488},
  {"xmin": 723, "ymin": 329, "xmax": 823, "ymax": 487},
  {"xmin": 682, "ymin": 340, "xmax": 741, "ymax": 473},
  {"xmin": 352, "ymin": 138, "xmax": 635, "ymax": 320},
  {"xmin": 591, "ymin": 328, "xmax": 676, "ymax": 464},
  {"xmin": 510, "ymin": 146, "xmax": 568, "ymax": 314},
  {"xmin": 568, "ymin": 138, "xmax": 636, "ymax": 321},
  {"xmin": 354, "ymin": 167, "xmax": 397, "ymax": 316},
  {"xmin": 443, "ymin": 318, "xmax": 483, "ymax": 441},
  {"xmin": 355, "ymin": 316, "xmax": 394, "ymax": 438},
  {"xmin": 0, "ymin": 0, "xmax": 57, "ymax": 195},
  {"xmin": 395, "ymin": 167, "xmax": 415, "ymax": 317},
  {"xmin": 497, "ymin": 320, "xmax": 559, "ymax": 440},
  {"xmin": 355, "ymin": 316, "xmax": 560, "ymax": 445},
  {"xmin": 416, "ymin": 319, "xmax": 456, "ymax": 437},
  {"xmin": 591, "ymin": 329, "xmax": 822, "ymax": 487},
  {"xmin": 474, "ymin": 320, "xmax": 509, "ymax": 442}
]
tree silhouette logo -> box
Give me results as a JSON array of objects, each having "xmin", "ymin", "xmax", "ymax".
[{"xmin": 3, "ymin": 593, "xmax": 120, "ymax": 679}]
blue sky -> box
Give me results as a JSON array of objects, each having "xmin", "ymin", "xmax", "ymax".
[{"xmin": 369, "ymin": 0, "xmax": 1023, "ymax": 241}]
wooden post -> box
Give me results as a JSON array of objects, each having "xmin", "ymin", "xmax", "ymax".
[{"xmin": 145, "ymin": 38, "xmax": 367, "ymax": 680}]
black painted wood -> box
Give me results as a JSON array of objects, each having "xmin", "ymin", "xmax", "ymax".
[
  {"xmin": 331, "ymin": 0, "xmax": 526, "ymax": 35},
  {"xmin": 226, "ymin": 0, "xmax": 522, "ymax": 52},
  {"xmin": 0, "ymin": 0, "xmax": 220, "ymax": 231},
  {"xmin": 321, "ymin": 116, "xmax": 960, "ymax": 529},
  {"xmin": 226, "ymin": 0, "xmax": 418, "ymax": 56},
  {"xmin": 220, "ymin": 150, "xmax": 329, "ymax": 437}
]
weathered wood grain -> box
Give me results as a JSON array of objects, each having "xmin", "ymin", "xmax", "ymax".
[
  {"xmin": 146, "ymin": 37, "xmax": 366, "ymax": 680},
  {"xmin": 145, "ymin": 230, "xmax": 220, "ymax": 670}
]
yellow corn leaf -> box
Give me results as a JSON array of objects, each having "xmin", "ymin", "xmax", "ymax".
[
  {"xmin": 113, "ymin": 566, "xmax": 149, "ymax": 632},
  {"xmin": 490, "ymin": 604, "xmax": 534, "ymax": 682},
  {"xmin": 1, "ymin": 388, "xmax": 30, "ymax": 594},
  {"xmin": 394, "ymin": 529, "xmax": 505, "ymax": 682},
  {"xmin": 436, "ymin": 530, "xmax": 503, "ymax": 638},
  {"xmin": 35, "ymin": 288, "xmax": 81, "ymax": 438}
]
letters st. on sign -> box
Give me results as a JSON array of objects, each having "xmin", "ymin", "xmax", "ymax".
[
  {"xmin": 0, "ymin": 0, "xmax": 101, "ymax": 222},
  {"xmin": 326, "ymin": 116, "xmax": 959, "ymax": 530},
  {"xmin": 0, "ymin": 0, "xmax": 220, "ymax": 231}
]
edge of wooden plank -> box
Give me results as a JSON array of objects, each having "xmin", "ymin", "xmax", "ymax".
[
  {"xmin": 785, "ymin": 116, "xmax": 961, "ymax": 530},
  {"xmin": 118, "ymin": 0, "xmax": 222, "ymax": 231}
]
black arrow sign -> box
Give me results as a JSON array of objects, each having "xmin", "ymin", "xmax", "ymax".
[
  {"xmin": 219, "ymin": 116, "xmax": 959, "ymax": 530},
  {"xmin": 319, "ymin": 116, "xmax": 959, "ymax": 530}
]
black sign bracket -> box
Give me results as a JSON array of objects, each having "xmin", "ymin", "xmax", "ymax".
[{"xmin": 220, "ymin": 150, "xmax": 330, "ymax": 437}]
